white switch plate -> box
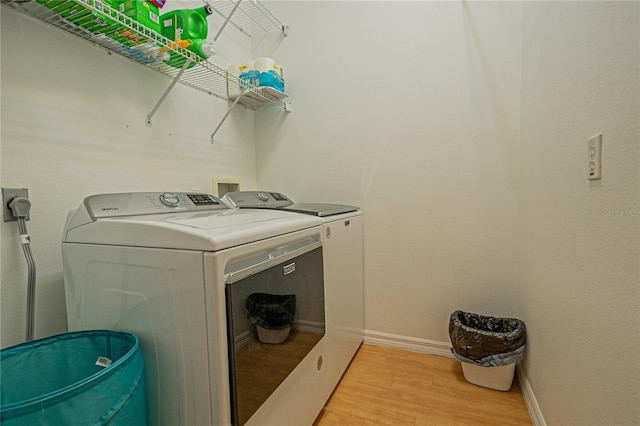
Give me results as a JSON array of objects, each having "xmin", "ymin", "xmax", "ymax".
[{"xmin": 587, "ymin": 133, "xmax": 602, "ymax": 180}]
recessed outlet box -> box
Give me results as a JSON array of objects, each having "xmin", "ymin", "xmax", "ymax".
[
  {"xmin": 212, "ymin": 178, "xmax": 241, "ymax": 198},
  {"xmin": 2, "ymin": 188, "xmax": 30, "ymax": 222}
]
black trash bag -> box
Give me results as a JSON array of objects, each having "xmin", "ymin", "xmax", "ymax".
[
  {"xmin": 449, "ymin": 310, "xmax": 526, "ymax": 367},
  {"xmin": 246, "ymin": 293, "xmax": 296, "ymax": 330}
]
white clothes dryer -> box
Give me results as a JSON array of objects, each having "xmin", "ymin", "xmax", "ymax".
[
  {"xmin": 221, "ymin": 191, "xmax": 364, "ymax": 392},
  {"xmin": 62, "ymin": 192, "xmax": 336, "ymax": 426}
]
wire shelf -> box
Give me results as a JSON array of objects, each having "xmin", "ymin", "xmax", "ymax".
[
  {"xmin": 206, "ymin": 0, "xmax": 287, "ymax": 38},
  {"xmin": 1, "ymin": 0, "xmax": 287, "ymax": 111}
]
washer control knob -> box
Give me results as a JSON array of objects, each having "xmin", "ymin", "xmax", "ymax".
[
  {"xmin": 159, "ymin": 192, "xmax": 180, "ymax": 207},
  {"xmin": 257, "ymin": 192, "xmax": 270, "ymax": 202}
]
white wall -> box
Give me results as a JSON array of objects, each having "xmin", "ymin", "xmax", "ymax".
[
  {"xmin": 520, "ymin": 2, "xmax": 639, "ymax": 425},
  {"xmin": 0, "ymin": 4, "xmax": 259, "ymax": 348},
  {"xmin": 256, "ymin": 1, "xmax": 522, "ymax": 343}
]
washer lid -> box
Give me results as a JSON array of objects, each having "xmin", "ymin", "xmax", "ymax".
[
  {"xmin": 222, "ymin": 191, "xmax": 360, "ymax": 217},
  {"xmin": 63, "ymin": 193, "xmax": 322, "ymax": 251},
  {"xmin": 280, "ymin": 203, "xmax": 359, "ymax": 217}
]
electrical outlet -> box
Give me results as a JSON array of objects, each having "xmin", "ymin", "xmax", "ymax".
[
  {"xmin": 587, "ymin": 134, "xmax": 602, "ymax": 180},
  {"xmin": 2, "ymin": 188, "xmax": 30, "ymax": 222}
]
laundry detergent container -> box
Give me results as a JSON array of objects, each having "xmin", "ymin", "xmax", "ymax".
[
  {"xmin": 449, "ymin": 311, "xmax": 526, "ymax": 391},
  {"xmin": 247, "ymin": 293, "xmax": 296, "ymax": 344},
  {"xmin": 0, "ymin": 330, "xmax": 147, "ymax": 425}
]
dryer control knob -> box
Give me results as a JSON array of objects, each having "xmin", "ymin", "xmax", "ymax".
[
  {"xmin": 257, "ymin": 192, "xmax": 270, "ymax": 202},
  {"xmin": 159, "ymin": 192, "xmax": 180, "ymax": 207}
]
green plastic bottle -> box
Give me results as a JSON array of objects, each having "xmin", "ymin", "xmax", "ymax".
[
  {"xmin": 160, "ymin": 5, "xmax": 215, "ymax": 68},
  {"xmin": 160, "ymin": 5, "xmax": 213, "ymax": 43}
]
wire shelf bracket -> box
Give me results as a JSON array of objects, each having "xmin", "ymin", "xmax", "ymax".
[
  {"xmin": 211, "ymin": 88, "xmax": 247, "ymax": 143},
  {"xmin": 146, "ymin": 58, "xmax": 192, "ymax": 127}
]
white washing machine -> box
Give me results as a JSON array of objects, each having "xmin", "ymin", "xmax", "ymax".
[
  {"xmin": 221, "ymin": 191, "xmax": 364, "ymax": 392},
  {"xmin": 62, "ymin": 192, "xmax": 338, "ymax": 426}
]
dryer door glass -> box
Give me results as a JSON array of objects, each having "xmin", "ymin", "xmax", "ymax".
[{"xmin": 225, "ymin": 242, "xmax": 325, "ymax": 426}]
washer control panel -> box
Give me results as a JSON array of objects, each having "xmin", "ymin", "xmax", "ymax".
[
  {"xmin": 84, "ymin": 192, "xmax": 228, "ymax": 220},
  {"xmin": 186, "ymin": 193, "xmax": 220, "ymax": 206},
  {"xmin": 222, "ymin": 191, "xmax": 293, "ymax": 208}
]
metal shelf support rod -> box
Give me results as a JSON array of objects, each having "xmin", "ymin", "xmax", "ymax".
[
  {"xmin": 211, "ymin": 88, "xmax": 247, "ymax": 143},
  {"xmin": 146, "ymin": 58, "xmax": 193, "ymax": 127}
]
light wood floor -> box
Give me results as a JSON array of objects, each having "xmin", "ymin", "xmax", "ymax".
[{"xmin": 314, "ymin": 344, "xmax": 532, "ymax": 426}]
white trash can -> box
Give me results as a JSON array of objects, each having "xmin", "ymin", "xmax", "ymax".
[
  {"xmin": 460, "ymin": 361, "xmax": 517, "ymax": 391},
  {"xmin": 449, "ymin": 310, "xmax": 526, "ymax": 391}
]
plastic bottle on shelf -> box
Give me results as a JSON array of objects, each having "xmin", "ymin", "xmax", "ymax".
[
  {"xmin": 160, "ymin": 5, "xmax": 212, "ymax": 44},
  {"xmin": 190, "ymin": 39, "xmax": 216, "ymax": 57},
  {"xmin": 160, "ymin": 5, "xmax": 214, "ymax": 68}
]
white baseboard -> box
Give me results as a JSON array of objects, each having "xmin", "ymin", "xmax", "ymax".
[
  {"xmin": 516, "ymin": 363, "xmax": 547, "ymax": 426},
  {"xmin": 363, "ymin": 329, "xmax": 454, "ymax": 358},
  {"xmin": 363, "ymin": 329, "xmax": 545, "ymax": 425},
  {"xmin": 295, "ymin": 319, "xmax": 325, "ymax": 335}
]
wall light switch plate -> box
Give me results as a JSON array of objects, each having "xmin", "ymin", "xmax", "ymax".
[{"xmin": 587, "ymin": 133, "xmax": 602, "ymax": 180}]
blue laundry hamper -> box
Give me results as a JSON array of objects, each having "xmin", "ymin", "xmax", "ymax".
[{"xmin": 0, "ymin": 330, "xmax": 147, "ymax": 425}]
